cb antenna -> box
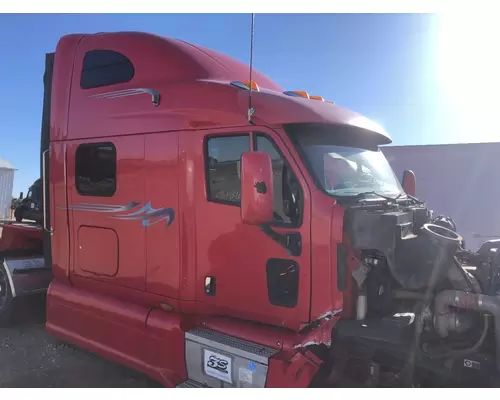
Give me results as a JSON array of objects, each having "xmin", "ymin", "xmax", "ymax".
[{"xmin": 248, "ymin": 13, "xmax": 255, "ymax": 123}]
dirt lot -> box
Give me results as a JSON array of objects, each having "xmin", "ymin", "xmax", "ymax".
[
  {"xmin": 0, "ymin": 223, "xmax": 162, "ymax": 388},
  {"xmin": 0, "ymin": 295, "xmax": 162, "ymax": 388}
]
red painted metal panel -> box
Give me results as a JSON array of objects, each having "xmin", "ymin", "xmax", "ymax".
[{"xmin": 145, "ymin": 132, "xmax": 181, "ymax": 299}]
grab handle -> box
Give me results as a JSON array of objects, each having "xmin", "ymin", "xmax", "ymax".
[{"xmin": 42, "ymin": 149, "xmax": 53, "ymax": 234}]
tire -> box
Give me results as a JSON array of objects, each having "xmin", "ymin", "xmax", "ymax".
[{"xmin": 0, "ymin": 261, "xmax": 14, "ymax": 326}]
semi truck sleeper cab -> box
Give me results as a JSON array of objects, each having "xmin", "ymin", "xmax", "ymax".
[{"xmin": 8, "ymin": 30, "xmax": 497, "ymax": 388}]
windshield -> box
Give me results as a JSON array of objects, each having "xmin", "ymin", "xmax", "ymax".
[{"xmin": 285, "ymin": 124, "xmax": 404, "ymax": 198}]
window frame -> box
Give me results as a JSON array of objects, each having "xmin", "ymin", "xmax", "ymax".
[
  {"xmin": 80, "ymin": 49, "xmax": 135, "ymax": 90},
  {"xmin": 252, "ymin": 133, "xmax": 304, "ymax": 229},
  {"xmin": 75, "ymin": 142, "xmax": 117, "ymax": 198},
  {"xmin": 204, "ymin": 133, "xmax": 251, "ymax": 207}
]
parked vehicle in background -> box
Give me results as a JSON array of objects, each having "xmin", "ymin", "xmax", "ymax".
[{"xmin": 14, "ymin": 178, "xmax": 42, "ymax": 224}]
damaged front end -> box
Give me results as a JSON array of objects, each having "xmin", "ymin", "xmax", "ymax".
[{"xmin": 318, "ymin": 196, "xmax": 500, "ymax": 388}]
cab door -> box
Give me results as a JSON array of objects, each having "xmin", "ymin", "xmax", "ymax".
[{"xmin": 191, "ymin": 127, "xmax": 311, "ymax": 330}]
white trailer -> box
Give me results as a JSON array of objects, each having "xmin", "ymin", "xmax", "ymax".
[
  {"xmin": 381, "ymin": 142, "xmax": 500, "ymax": 251},
  {"xmin": 0, "ymin": 158, "xmax": 15, "ymax": 220}
]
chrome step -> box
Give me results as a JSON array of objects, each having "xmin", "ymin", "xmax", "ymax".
[
  {"xmin": 186, "ymin": 328, "xmax": 278, "ymax": 364},
  {"xmin": 184, "ymin": 327, "xmax": 278, "ymax": 388},
  {"xmin": 176, "ymin": 379, "xmax": 206, "ymax": 388}
]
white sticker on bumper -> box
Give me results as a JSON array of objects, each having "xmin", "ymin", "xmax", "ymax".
[{"xmin": 203, "ymin": 349, "xmax": 232, "ymax": 384}]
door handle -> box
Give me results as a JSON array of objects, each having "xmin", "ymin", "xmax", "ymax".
[{"xmin": 204, "ymin": 276, "xmax": 216, "ymax": 296}]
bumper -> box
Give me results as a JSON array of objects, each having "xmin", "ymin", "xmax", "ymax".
[{"xmin": 3, "ymin": 257, "xmax": 52, "ymax": 297}]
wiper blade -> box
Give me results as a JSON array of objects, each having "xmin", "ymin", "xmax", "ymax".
[
  {"xmin": 405, "ymin": 193, "xmax": 425, "ymax": 204},
  {"xmin": 353, "ymin": 191, "xmax": 400, "ymax": 203},
  {"xmin": 352, "ymin": 191, "xmax": 425, "ymax": 205},
  {"xmin": 333, "ymin": 190, "xmax": 399, "ymax": 203}
]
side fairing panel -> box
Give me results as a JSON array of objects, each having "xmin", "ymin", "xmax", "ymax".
[
  {"xmin": 67, "ymin": 33, "xmax": 168, "ymax": 141},
  {"xmin": 50, "ymin": 34, "xmax": 83, "ymax": 143}
]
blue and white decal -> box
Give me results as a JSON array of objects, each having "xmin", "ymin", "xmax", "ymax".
[
  {"xmin": 248, "ymin": 361, "xmax": 257, "ymax": 372},
  {"xmin": 62, "ymin": 201, "xmax": 175, "ymax": 228}
]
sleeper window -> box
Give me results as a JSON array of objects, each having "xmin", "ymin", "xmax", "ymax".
[
  {"xmin": 207, "ymin": 135, "xmax": 250, "ymax": 205},
  {"xmin": 75, "ymin": 143, "xmax": 117, "ymax": 197},
  {"xmin": 80, "ymin": 50, "xmax": 135, "ymax": 89}
]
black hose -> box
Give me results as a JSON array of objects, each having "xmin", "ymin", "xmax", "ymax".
[
  {"xmin": 422, "ymin": 315, "xmax": 490, "ymax": 359},
  {"xmin": 422, "ymin": 258, "xmax": 488, "ymax": 359}
]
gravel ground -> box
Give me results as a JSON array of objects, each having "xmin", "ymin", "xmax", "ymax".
[{"xmin": 0, "ymin": 294, "xmax": 162, "ymax": 388}]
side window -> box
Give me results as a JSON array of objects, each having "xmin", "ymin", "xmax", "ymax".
[
  {"xmin": 255, "ymin": 135, "xmax": 302, "ymax": 226},
  {"xmin": 75, "ymin": 143, "xmax": 117, "ymax": 197},
  {"xmin": 80, "ymin": 50, "xmax": 135, "ymax": 90},
  {"xmin": 206, "ymin": 135, "xmax": 250, "ymax": 205}
]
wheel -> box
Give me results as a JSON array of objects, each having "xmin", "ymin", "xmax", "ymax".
[{"xmin": 0, "ymin": 261, "xmax": 14, "ymax": 326}]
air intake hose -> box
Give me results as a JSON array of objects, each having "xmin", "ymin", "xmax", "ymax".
[{"xmin": 434, "ymin": 291, "xmax": 499, "ymax": 372}]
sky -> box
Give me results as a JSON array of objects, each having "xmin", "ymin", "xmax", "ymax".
[{"xmin": 0, "ymin": 13, "xmax": 498, "ymax": 197}]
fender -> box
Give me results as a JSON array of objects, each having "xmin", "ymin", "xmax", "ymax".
[
  {"xmin": 0, "ymin": 222, "xmax": 50, "ymax": 297},
  {"xmin": 2, "ymin": 256, "xmax": 52, "ymax": 297}
]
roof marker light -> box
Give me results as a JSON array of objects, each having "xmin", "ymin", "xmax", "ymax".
[
  {"xmin": 310, "ymin": 95, "xmax": 325, "ymax": 102},
  {"xmin": 231, "ymin": 80, "xmax": 260, "ymax": 92},
  {"xmin": 284, "ymin": 90, "xmax": 310, "ymax": 99}
]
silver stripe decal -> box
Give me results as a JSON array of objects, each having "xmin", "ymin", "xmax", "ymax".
[{"xmin": 89, "ymin": 88, "xmax": 161, "ymax": 107}]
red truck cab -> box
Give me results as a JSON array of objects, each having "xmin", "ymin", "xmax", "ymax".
[{"xmin": 39, "ymin": 31, "xmax": 407, "ymax": 387}]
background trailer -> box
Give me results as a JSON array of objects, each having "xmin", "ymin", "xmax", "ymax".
[{"xmin": 382, "ymin": 141, "xmax": 500, "ymax": 251}]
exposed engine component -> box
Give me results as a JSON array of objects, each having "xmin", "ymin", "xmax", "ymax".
[
  {"xmin": 432, "ymin": 214, "xmax": 457, "ymax": 232},
  {"xmin": 346, "ymin": 205, "xmax": 464, "ymax": 291},
  {"xmin": 329, "ymin": 203, "xmax": 500, "ymax": 387}
]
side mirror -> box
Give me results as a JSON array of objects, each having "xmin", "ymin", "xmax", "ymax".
[
  {"xmin": 19, "ymin": 192, "xmax": 24, "ymax": 200},
  {"xmin": 402, "ymin": 169, "xmax": 416, "ymax": 197},
  {"xmin": 240, "ymin": 151, "xmax": 274, "ymax": 225}
]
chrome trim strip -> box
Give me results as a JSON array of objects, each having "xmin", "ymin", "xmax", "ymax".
[
  {"xmin": 2, "ymin": 260, "xmax": 17, "ymax": 298},
  {"xmin": 42, "ymin": 149, "xmax": 53, "ymax": 234},
  {"xmin": 89, "ymin": 88, "xmax": 161, "ymax": 107}
]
